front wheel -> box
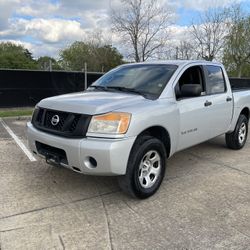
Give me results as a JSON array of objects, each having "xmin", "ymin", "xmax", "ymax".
[
  {"xmin": 225, "ymin": 114, "xmax": 248, "ymax": 150},
  {"xmin": 118, "ymin": 136, "xmax": 166, "ymax": 199}
]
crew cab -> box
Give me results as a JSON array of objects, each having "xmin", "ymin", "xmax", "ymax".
[{"xmin": 27, "ymin": 60, "xmax": 250, "ymax": 198}]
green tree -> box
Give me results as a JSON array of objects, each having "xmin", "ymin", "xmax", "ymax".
[
  {"xmin": 0, "ymin": 42, "xmax": 38, "ymax": 69},
  {"xmin": 223, "ymin": 8, "xmax": 250, "ymax": 77},
  {"xmin": 95, "ymin": 45, "xmax": 124, "ymax": 72},
  {"xmin": 60, "ymin": 41, "xmax": 123, "ymax": 72},
  {"xmin": 37, "ymin": 56, "xmax": 62, "ymax": 70}
]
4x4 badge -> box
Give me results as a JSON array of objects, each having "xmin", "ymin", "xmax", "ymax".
[{"xmin": 51, "ymin": 115, "xmax": 60, "ymax": 126}]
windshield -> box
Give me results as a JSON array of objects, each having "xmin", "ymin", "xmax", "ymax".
[{"xmin": 91, "ymin": 64, "xmax": 178, "ymax": 99}]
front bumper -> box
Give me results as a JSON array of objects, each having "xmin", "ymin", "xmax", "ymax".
[{"xmin": 27, "ymin": 122, "xmax": 136, "ymax": 175}]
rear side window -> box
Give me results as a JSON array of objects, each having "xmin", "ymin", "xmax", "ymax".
[{"xmin": 206, "ymin": 66, "xmax": 226, "ymax": 94}]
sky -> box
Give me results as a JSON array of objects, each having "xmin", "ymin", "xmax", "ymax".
[{"xmin": 0, "ymin": 0, "xmax": 249, "ymax": 59}]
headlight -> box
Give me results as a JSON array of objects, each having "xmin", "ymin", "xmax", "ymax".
[{"xmin": 88, "ymin": 112, "xmax": 131, "ymax": 134}]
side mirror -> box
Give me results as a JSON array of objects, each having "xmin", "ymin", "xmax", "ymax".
[{"xmin": 181, "ymin": 84, "xmax": 202, "ymax": 97}]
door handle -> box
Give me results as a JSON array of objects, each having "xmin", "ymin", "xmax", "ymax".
[
  {"xmin": 204, "ymin": 100, "xmax": 212, "ymax": 107},
  {"xmin": 226, "ymin": 96, "xmax": 232, "ymax": 102}
]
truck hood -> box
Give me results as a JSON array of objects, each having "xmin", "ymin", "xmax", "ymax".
[{"xmin": 38, "ymin": 90, "xmax": 146, "ymax": 115}]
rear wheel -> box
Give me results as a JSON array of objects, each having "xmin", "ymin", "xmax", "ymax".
[
  {"xmin": 118, "ymin": 136, "xmax": 166, "ymax": 199},
  {"xmin": 225, "ymin": 114, "xmax": 248, "ymax": 150}
]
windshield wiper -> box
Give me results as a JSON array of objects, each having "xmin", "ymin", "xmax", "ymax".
[
  {"xmin": 89, "ymin": 85, "xmax": 109, "ymax": 91},
  {"xmin": 105, "ymin": 86, "xmax": 147, "ymax": 97},
  {"xmin": 89, "ymin": 85, "xmax": 149, "ymax": 98}
]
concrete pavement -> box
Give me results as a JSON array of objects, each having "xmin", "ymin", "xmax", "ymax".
[{"xmin": 0, "ymin": 117, "xmax": 249, "ymax": 249}]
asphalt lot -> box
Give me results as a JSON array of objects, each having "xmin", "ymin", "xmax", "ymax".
[{"xmin": 0, "ymin": 117, "xmax": 250, "ymax": 250}]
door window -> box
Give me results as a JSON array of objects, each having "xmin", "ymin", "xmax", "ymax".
[
  {"xmin": 175, "ymin": 66, "xmax": 205, "ymax": 100},
  {"xmin": 206, "ymin": 66, "xmax": 226, "ymax": 94}
]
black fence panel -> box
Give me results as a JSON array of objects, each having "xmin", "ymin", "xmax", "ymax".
[
  {"xmin": 0, "ymin": 70, "xmax": 103, "ymax": 108},
  {"xmin": 1, "ymin": 70, "xmax": 249, "ymax": 108}
]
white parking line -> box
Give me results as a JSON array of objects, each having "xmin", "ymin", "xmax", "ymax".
[{"xmin": 0, "ymin": 118, "xmax": 37, "ymax": 162}]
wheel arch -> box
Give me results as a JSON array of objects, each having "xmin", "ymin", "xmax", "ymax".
[
  {"xmin": 240, "ymin": 107, "xmax": 250, "ymax": 120},
  {"xmin": 136, "ymin": 126, "xmax": 171, "ymax": 158}
]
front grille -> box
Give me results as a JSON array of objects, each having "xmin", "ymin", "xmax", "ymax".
[
  {"xmin": 69, "ymin": 115, "xmax": 81, "ymax": 132},
  {"xmin": 44, "ymin": 110, "xmax": 68, "ymax": 131},
  {"xmin": 32, "ymin": 108, "xmax": 91, "ymax": 138},
  {"xmin": 37, "ymin": 108, "xmax": 44, "ymax": 124}
]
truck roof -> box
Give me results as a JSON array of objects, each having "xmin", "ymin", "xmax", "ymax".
[{"xmin": 124, "ymin": 60, "xmax": 223, "ymax": 67}]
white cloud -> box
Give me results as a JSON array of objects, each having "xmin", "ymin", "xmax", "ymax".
[
  {"xmin": 24, "ymin": 19, "xmax": 85, "ymax": 43},
  {"xmin": 0, "ymin": 0, "xmax": 247, "ymax": 59},
  {"xmin": 0, "ymin": 38, "xmax": 65, "ymax": 58},
  {"xmin": 169, "ymin": 25, "xmax": 191, "ymax": 40},
  {"xmin": 77, "ymin": 9, "xmax": 109, "ymax": 29},
  {"xmin": 18, "ymin": 1, "xmax": 60, "ymax": 17},
  {"xmin": 59, "ymin": 0, "xmax": 109, "ymax": 11},
  {"xmin": 16, "ymin": 0, "xmax": 111, "ymax": 20},
  {"xmin": 0, "ymin": 18, "xmax": 86, "ymax": 43},
  {"xmin": 0, "ymin": 0, "xmax": 20, "ymax": 30},
  {"xmin": 180, "ymin": 0, "xmax": 243, "ymax": 11}
]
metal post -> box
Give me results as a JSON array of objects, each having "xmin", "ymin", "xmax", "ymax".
[
  {"xmin": 49, "ymin": 59, "xmax": 52, "ymax": 71},
  {"xmin": 175, "ymin": 47, "xmax": 179, "ymax": 60},
  {"xmin": 84, "ymin": 62, "xmax": 87, "ymax": 90}
]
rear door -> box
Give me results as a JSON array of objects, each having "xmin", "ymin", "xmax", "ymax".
[{"xmin": 204, "ymin": 65, "xmax": 233, "ymax": 137}]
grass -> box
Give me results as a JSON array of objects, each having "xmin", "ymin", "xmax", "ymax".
[{"xmin": 0, "ymin": 108, "xmax": 33, "ymax": 118}]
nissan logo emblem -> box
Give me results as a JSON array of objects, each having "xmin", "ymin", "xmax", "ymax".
[{"xmin": 51, "ymin": 115, "xmax": 60, "ymax": 126}]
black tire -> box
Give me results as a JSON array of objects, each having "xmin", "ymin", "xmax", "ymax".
[
  {"xmin": 225, "ymin": 114, "xmax": 248, "ymax": 150},
  {"xmin": 118, "ymin": 135, "xmax": 167, "ymax": 199}
]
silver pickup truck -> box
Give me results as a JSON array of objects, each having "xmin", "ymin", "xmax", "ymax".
[{"xmin": 27, "ymin": 60, "xmax": 250, "ymax": 198}]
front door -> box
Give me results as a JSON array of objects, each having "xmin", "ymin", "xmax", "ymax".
[
  {"xmin": 174, "ymin": 65, "xmax": 212, "ymax": 151},
  {"xmin": 177, "ymin": 96, "xmax": 212, "ymax": 151}
]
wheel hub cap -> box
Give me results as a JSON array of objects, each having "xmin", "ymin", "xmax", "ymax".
[
  {"xmin": 138, "ymin": 150, "xmax": 161, "ymax": 189},
  {"xmin": 238, "ymin": 123, "xmax": 246, "ymax": 144}
]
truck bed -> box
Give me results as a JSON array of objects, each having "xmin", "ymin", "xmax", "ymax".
[{"xmin": 229, "ymin": 78, "xmax": 250, "ymax": 91}]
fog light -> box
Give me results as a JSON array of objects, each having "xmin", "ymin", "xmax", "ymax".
[
  {"xmin": 84, "ymin": 156, "xmax": 97, "ymax": 168},
  {"xmin": 89, "ymin": 157, "xmax": 97, "ymax": 167}
]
